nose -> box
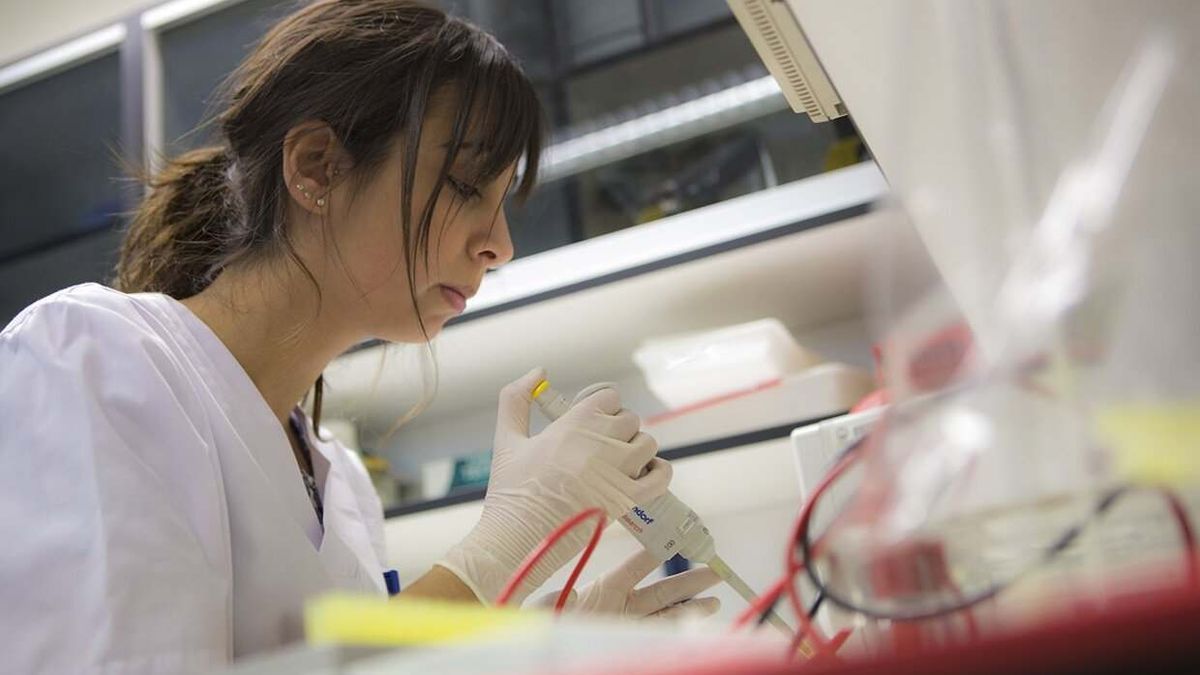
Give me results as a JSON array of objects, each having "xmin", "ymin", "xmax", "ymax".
[{"xmin": 474, "ymin": 209, "xmax": 515, "ymax": 269}]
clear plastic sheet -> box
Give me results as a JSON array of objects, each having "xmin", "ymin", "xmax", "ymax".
[{"xmin": 808, "ymin": 1, "xmax": 1199, "ymax": 621}]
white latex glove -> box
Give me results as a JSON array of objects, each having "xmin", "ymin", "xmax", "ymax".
[
  {"xmin": 540, "ymin": 550, "xmax": 722, "ymax": 620},
  {"xmin": 438, "ymin": 368, "xmax": 673, "ymax": 605}
]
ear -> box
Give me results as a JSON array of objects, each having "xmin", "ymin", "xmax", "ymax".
[{"xmin": 282, "ymin": 120, "xmax": 351, "ymax": 216}]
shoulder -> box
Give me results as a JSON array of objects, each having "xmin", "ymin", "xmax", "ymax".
[
  {"xmin": 5, "ymin": 282, "xmax": 155, "ymax": 333},
  {"xmin": 1, "ymin": 283, "xmax": 202, "ymax": 423},
  {"xmin": 3, "ymin": 283, "xmax": 173, "ymax": 359}
]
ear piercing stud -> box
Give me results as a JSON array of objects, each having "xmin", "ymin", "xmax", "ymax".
[{"xmin": 295, "ymin": 183, "xmax": 326, "ymax": 207}]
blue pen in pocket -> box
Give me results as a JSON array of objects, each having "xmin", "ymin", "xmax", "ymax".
[{"xmin": 383, "ymin": 569, "xmax": 401, "ymax": 596}]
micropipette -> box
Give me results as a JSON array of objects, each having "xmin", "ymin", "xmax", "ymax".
[{"xmin": 532, "ymin": 379, "xmax": 793, "ymax": 635}]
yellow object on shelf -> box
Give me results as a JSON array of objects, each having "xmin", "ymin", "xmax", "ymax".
[
  {"xmin": 362, "ymin": 454, "xmax": 390, "ymax": 473},
  {"xmin": 1097, "ymin": 401, "xmax": 1200, "ymax": 486},
  {"xmin": 822, "ymin": 137, "xmax": 862, "ymax": 172},
  {"xmin": 305, "ymin": 594, "xmax": 547, "ymax": 648}
]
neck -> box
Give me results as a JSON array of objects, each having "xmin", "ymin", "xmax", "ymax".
[{"xmin": 180, "ymin": 264, "xmax": 356, "ymax": 426}]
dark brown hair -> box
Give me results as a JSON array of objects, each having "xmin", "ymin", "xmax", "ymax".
[{"xmin": 115, "ymin": 0, "xmax": 543, "ymax": 430}]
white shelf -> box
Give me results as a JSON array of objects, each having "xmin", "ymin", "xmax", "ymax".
[
  {"xmin": 460, "ymin": 162, "xmax": 884, "ymax": 318},
  {"xmin": 538, "ymin": 75, "xmax": 790, "ymax": 182},
  {"xmin": 0, "ymin": 23, "xmax": 125, "ymax": 95}
]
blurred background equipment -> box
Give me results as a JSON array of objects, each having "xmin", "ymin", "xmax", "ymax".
[{"xmin": 742, "ymin": 0, "xmax": 1200, "ymax": 664}]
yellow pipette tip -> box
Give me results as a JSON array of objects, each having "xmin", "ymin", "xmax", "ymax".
[{"xmin": 531, "ymin": 379, "xmax": 550, "ymax": 399}]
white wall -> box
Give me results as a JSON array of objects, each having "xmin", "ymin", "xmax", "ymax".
[{"xmin": 0, "ymin": 0, "xmax": 149, "ymax": 66}]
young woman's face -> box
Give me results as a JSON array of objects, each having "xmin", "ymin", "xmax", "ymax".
[{"xmin": 321, "ymin": 99, "xmax": 518, "ymax": 343}]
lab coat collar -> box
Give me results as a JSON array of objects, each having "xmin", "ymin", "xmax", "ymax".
[
  {"xmin": 149, "ymin": 293, "xmax": 383, "ymax": 594},
  {"xmin": 303, "ymin": 425, "xmax": 387, "ymax": 593},
  {"xmin": 145, "ymin": 293, "xmax": 326, "ymax": 549}
]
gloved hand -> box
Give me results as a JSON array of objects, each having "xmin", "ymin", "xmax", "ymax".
[
  {"xmin": 437, "ymin": 368, "xmax": 673, "ymax": 605},
  {"xmin": 539, "ymin": 550, "xmax": 722, "ymax": 619}
]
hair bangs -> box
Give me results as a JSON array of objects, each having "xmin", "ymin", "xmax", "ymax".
[{"xmin": 440, "ymin": 23, "xmax": 543, "ymax": 202}]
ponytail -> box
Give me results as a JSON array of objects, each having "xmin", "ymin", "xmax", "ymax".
[{"xmin": 115, "ymin": 145, "xmax": 239, "ymax": 299}]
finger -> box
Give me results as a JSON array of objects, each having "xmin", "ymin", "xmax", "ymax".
[
  {"xmin": 570, "ymin": 382, "xmax": 620, "ymax": 407},
  {"xmin": 629, "ymin": 567, "xmax": 722, "ymax": 617},
  {"xmin": 532, "ymin": 591, "xmax": 558, "ymax": 608},
  {"xmin": 618, "ymin": 432, "xmax": 658, "ymax": 478},
  {"xmin": 626, "ymin": 457, "xmax": 672, "ymax": 505},
  {"xmin": 587, "ymin": 457, "xmax": 672, "ymax": 515},
  {"xmin": 495, "ymin": 367, "xmax": 546, "ymax": 443},
  {"xmin": 533, "ymin": 588, "xmax": 577, "ymax": 610},
  {"xmin": 608, "ymin": 409, "xmax": 642, "ymax": 443},
  {"xmin": 568, "ymin": 407, "xmax": 641, "ymax": 444},
  {"xmin": 601, "ymin": 549, "xmax": 663, "ymax": 593},
  {"xmin": 648, "ymin": 596, "xmax": 722, "ymax": 621},
  {"xmin": 566, "ymin": 386, "xmax": 621, "ymax": 417}
]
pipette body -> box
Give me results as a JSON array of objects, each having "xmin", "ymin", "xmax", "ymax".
[{"xmin": 532, "ymin": 379, "xmax": 792, "ymax": 634}]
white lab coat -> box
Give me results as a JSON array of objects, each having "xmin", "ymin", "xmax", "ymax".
[{"xmin": 0, "ymin": 283, "xmax": 389, "ymax": 673}]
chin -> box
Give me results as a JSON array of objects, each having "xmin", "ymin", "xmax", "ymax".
[
  {"xmin": 420, "ymin": 318, "xmax": 447, "ymax": 340},
  {"xmin": 390, "ymin": 315, "xmax": 447, "ymax": 343}
]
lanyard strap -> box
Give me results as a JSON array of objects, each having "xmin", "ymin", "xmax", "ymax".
[{"xmin": 288, "ymin": 408, "xmax": 325, "ymax": 528}]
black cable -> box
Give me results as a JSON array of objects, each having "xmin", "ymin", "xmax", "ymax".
[
  {"xmin": 756, "ymin": 585, "xmax": 825, "ymax": 628},
  {"xmin": 755, "ymin": 593, "xmax": 782, "ymax": 627},
  {"xmin": 785, "ymin": 373, "xmax": 1193, "ymax": 625},
  {"xmin": 798, "ymin": 438, "xmax": 1130, "ymax": 621}
]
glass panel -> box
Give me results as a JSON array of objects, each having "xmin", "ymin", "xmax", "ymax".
[
  {"xmin": 561, "ymin": 0, "xmax": 644, "ymax": 66},
  {"xmin": 451, "ymin": 1, "xmax": 563, "ymax": 127},
  {"xmin": 158, "ymin": 0, "xmax": 297, "ymax": 153},
  {"xmin": 506, "ymin": 180, "xmax": 576, "ymax": 259},
  {"xmin": 454, "ymin": 0, "xmax": 557, "ymax": 82},
  {"xmin": 563, "ymin": 109, "xmax": 845, "ymax": 241},
  {"xmin": 0, "ymin": 227, "xmax": 123, "ymax": 326},
  {"xmin": 657, "ymin": 0, "xmax": 731, "ymax": 35},
  {"xmin": 0, "ymin": 52, "xmax": 123, "ymax": 325},
  {"xmin": 162, "ymin": 0, "xmax": 567, "ymax": 148},
  {"xmin": 499, "ymin": 21, "xmax": 866, "ymax": 260},
  {"xmin": 562, "ymin": 23, "xmax": 761, "ymax": 126}
]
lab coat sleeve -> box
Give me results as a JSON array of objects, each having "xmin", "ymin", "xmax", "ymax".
[{"xmin": 0, "ymin": 292, "xmax": 232, "ymax": 673}]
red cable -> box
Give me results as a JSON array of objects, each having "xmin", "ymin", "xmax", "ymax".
[
  {"xmin": 556, "ymin": 509, "xmax": 608, "ymax": 611},
  {"xmin": 731, "ymin": 575, "xmax": 788, "ymax": 629},
  {"xmin": 783, "ymin": 451, "xmax": 861, "ymax": 655},
  {"xmin": 961, "ymin": 607, "xmax": 980, "ymax": 640},
  {"xmin": 728, "ymin": 449, "xmax": 861, "ymax": 660},
  {"xmin": 783, "ymin": 561, "xmax": 828, "ymax": 658},
  {"xmin": 788, "ymin": 619, "xmax": 808, "ymax": 658},
  {"xmin": 495, "ymin": 507, "xmax": 606, "ymax": 610},
  {"xmin": 735, "ymin": 411, "xmax": 1198, "ymax": 662}
]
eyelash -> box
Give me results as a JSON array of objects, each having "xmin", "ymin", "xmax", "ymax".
[{"xmin": 446, "ymin": 176, "xmax": 481, "ymax": 201}]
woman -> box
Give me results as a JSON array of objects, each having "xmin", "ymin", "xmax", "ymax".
[{"xmin": 0, "ymin": 1, "xmax": 719, "ymax": 671}]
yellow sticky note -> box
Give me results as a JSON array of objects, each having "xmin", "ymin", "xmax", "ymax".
[
  {"xmin": 1096, "ymin": 401, "xmax": 1200, "ymax": 485},
  {"xmin": 305, "ymin": 594, "xmax": 545, "ymax": 647}
]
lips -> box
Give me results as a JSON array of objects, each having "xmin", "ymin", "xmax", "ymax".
[{"xmin": 439, "ymin": 284, "xmax": 471, "ymax": 313}]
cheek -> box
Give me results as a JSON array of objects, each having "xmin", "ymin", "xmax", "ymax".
[
  {"xmin": 429, "ymin": 199, "xmax": 477, "ymax": 270},
  {"xmin": 358, "ymin": 242, "xmax": 409, "ymax": 291},
  {"xmin": 335, "ymin": 192, "xmax": 414, "ymax": 291}
]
